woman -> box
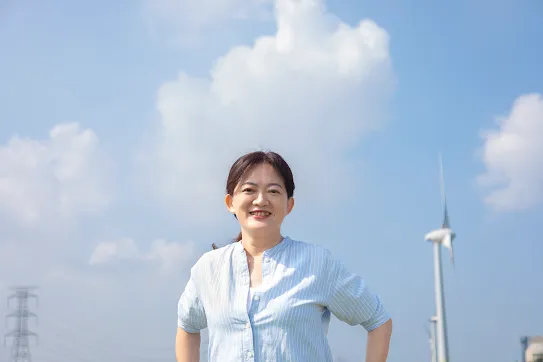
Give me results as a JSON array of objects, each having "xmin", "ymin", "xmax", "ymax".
[{"xmin": 176, "ymin": 151, "xmax": 392, "ymax": 362}]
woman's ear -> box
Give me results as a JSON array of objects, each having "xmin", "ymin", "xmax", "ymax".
[
  {"xmin": 225, "ymin": 194, "xmax": 236, "ymax": 214},
  {"xmin": 287, "ymin": 197, "xmax": 295, "ymax": 215}
]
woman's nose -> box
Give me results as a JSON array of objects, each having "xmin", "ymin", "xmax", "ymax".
[{"xmin": 253, "ymin": 192, "xmax": 269, "ymax": 205}]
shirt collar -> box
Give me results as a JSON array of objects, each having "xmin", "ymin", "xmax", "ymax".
[{"xmin": 236, "ymin": 236, "xmax": 291, "ymax": 257}]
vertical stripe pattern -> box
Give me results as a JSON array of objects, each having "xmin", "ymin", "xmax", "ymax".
[{"xmin": 178, "ymin": 236, "xmax": 390, "ymax": 362}]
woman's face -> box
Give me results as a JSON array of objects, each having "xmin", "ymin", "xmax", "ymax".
[{"xmin": 225, "ymin": 163, "xmax": 294, "ymax": 237}]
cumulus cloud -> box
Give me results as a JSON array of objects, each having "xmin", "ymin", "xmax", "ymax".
[
  {"xmin": 0, "ymin": 123, "xmax": 111, "ymax": 227},
  {"xmin": 88, "ymin": 237, "xmax": 140, "ymax": 265},
  {"xmin": 477, "ymin": 93, "xmax": 543, "ymax": 211},
  {"xmin": 89, "ymin": 237, "xmax": 197, "ymax": 274},
  {"xmin": 142, "ymin": 0, "xmax": 394, "ymax": 221}
]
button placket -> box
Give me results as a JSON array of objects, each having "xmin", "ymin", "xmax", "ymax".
[
  {"xmin": 238, "ymin": 246, "xmax": 255, "ymax": 362},
  {"xmin": 262, "ymin": 252, "xmax": 271, "ymax": 286},
  {"xmin": 244, "ymin": 295, "xmax": 259, "ymax": 362}
]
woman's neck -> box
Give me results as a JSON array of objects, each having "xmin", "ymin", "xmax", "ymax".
[{"xmin": 241, "ymin": 232, "xmax": 284, "ymax": 257}]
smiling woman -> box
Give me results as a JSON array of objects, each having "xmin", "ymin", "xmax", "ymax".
[{"xmin": 175, "ymin": 151, "xmax": 392, "ymax": 362}]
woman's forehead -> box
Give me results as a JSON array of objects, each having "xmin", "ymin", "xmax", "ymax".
[{"xmin": 238, "ymin": 164, "xmax": 284, "ymax": 185}]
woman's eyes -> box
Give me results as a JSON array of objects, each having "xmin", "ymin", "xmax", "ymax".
[{"xmin": 242, "ymin": 188, "xmax": 280, "ymax": 194}]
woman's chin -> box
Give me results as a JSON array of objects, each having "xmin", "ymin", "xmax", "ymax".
[{"xmin": 244, "ymin": 222, "xmax": 276, "ymax": 233}]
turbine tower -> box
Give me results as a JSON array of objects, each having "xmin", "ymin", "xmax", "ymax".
[
  {"xmin": 427, "ymin": 316, "xmax": 438, "ymax": 362},
  {"xmin": 424, "ymin": 154, "xmax": 455, "ymax": 362}
]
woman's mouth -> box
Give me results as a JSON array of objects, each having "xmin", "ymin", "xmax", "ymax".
[{"xmin": 250, "ymin": 211, "xmax": 271, "ymax": 219}]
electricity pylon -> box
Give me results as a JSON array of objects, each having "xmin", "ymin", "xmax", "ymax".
[{"xmin": 4, "ymin": 286, "xmax": 39, "ymax": 362}]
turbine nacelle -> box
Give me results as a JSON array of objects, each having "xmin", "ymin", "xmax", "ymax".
[
  {"xmin": 424, "ymin": 228, "xmax": 455, "ymax": 243},
  {"xmin": 425, "ymin": 227, "xmax": 456, "ymax": 265}
]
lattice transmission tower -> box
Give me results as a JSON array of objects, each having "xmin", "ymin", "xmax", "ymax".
[{"xmin": 3, "ymin": 286, "xmax": 39, "ymax": 362}]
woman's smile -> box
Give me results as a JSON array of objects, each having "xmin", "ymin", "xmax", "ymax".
[{"xmin": 249, "ymin": 210, "xmax": 272, "ymax": 220}]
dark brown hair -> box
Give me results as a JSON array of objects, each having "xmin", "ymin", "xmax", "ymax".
[{"xmin": 212, "ymin": 151, "xmax": 295, "ymax": 250}]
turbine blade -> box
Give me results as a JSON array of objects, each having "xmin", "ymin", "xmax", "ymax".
[
  {"xmin": 443, "ymin": 233, "xmax": 455, "ymax": 267},
  {"xmin": 439, "ymin": 153, "xmax": 451, "ymax": 229},
  {"xmin": 424, "ymin": 324, "xmax": 431, "ymax": 338}
]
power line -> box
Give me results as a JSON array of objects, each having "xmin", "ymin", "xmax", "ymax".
[{"xmin": 4, "ymin": 286, "xmax": 39, "ymax": 362}]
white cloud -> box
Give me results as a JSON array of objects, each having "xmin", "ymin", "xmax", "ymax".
[
  {"xmin": 477, "ymin": 93, "xmax": 543, "ymax": 211},
  {"xmin": 0, "ymin": 123, "xmax": 111, "ymax": 227},
  {"xmin": 142, "ymin": 0, "xmax": 394, "ymax": 221},
  {"xmin": 88, "ymin": 237, "xmax": 140, "ymax": 265},
  {"xmin": 89, "ymin": 237, "xmax": 197, "ymax": 274}
]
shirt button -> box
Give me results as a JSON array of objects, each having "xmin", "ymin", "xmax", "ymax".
[
  {"xmin": 247, "ymin": 351, "xmax": 253, "ymax": 358},
  {"xmin": 254, "ymin": 295, "xmax": 260, "ymax": 300},
  {"xmin": 245, "ymin": 322, "xmax": 250, "ymax": 328}
]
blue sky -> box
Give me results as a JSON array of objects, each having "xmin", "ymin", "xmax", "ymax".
[{"xmin": 0, "ymin": 0, "xmax": 542, "ymax": 361}]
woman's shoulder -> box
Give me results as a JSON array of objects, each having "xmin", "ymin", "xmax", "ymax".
[
  {"xmin": 189, "ymin": 242, "xmax": 238, "ymax": 273},
  {"xmin": 287, "ymin": 237, "xmax": 336, "ymax": 263},
  {"xmin": 288, "ymin": 237, "xmax": 330, "ymax": 251}
]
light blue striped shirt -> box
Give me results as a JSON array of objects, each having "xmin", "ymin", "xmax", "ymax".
[{"xmin": 177, "ymin": 236, "xmax": 390, "ymax": 362}]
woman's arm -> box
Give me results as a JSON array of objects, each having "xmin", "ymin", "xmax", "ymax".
[
  {"xmin": 366, "ymin": 318, "xmax": 392, "ymax": 362},
  {"xmin": 175, "ymin": 328, "xmax": 200, "ymax": 362}
]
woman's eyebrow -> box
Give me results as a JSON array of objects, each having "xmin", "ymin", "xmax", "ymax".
[{"xmin": 241, "ymin": 181, "xmax": 283, "ymax": 188}]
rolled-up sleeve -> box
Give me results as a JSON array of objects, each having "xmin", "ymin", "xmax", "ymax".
[
  {"xmin": 326, "ymin": 257, "xmax": 390, "ymax": 331},
  {"xmin": 177, "ymin": 272, "xmax": 207, "ymax": 333}
]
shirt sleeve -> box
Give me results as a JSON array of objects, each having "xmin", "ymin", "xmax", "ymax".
[
  {"xmin": 326, "ymin": 256, "xmax": 390, "ymax": 331},
  {"xmin": 177, "ymin": 270, "xmax": 208, "ymax": 333}
]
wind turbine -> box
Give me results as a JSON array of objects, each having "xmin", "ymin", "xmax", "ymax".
[{"xmin": 424, "ymin": 154, "xmax": 455, "ymax": 362}]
